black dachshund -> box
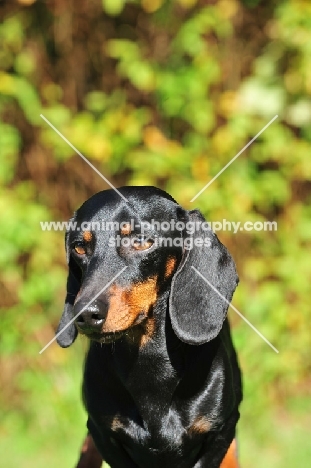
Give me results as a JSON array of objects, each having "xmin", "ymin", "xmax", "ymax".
[{"xmin": 56, "ymin": 186, "xmax": 242, "ymax": 468}]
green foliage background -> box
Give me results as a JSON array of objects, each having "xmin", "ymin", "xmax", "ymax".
[{"xmin": 1, "ymin": 0, "xmax": 311, "ymax": 466}]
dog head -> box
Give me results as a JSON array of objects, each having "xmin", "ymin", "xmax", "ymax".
[{"xmin": 56, "ymin": 187, "xmax": 238, "ymax": 347}]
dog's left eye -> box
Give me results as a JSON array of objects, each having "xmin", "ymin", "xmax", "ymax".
[
  {"xmin": 73, "ymin": 243, "xmax": 86, "ymax": 255},
  {"xmin": 132, "ymin": 236, "xmax": 154, "ymax": 251}
]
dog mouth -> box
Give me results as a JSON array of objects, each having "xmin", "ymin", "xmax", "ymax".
[
  {"xmin": 79, "ymin": 329, "xmax": 126, "ymax": 343},
  {"xmin": 76, "ymin": 312, "xmax": 148, "ymax": 344}
]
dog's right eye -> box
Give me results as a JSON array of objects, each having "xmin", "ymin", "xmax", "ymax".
[
  {"xmin": 132, "ymin": 236, "xmax": 154, "ymax": 251},
  {"xmin": 73, "ymin": 244, "xmax": 86, "ymax": 255}
]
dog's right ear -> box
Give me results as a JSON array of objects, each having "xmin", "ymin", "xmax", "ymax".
[{"xmin": 56, "ymin": 228, "xmax": 81, "ymax": 348}]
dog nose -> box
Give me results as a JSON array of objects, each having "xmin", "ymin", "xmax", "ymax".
[{"xmin": 75, "ymin": 299, "xmax": 108, "ymax": 331}]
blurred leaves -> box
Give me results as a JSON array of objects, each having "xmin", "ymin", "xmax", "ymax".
[
  {"xmin": 0, "ymin": 0, "xmax": 311, "ymax": 467},
  {"xmin": 0, "ymin": 123, "xmax": 20, "ymax": 183}
]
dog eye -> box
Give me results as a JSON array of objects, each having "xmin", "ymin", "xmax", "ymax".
[
  {"xmin": 73, "ymin": 243, "xmax": 86, "ymax": 255},
  {"xmin": 132, "ymin": 236, "xmax": 154, "ymax": 251}
]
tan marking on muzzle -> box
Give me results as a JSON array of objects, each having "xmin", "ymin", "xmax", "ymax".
[
  {"xmin": 103, "ymin": 277, "xmax": 158, "ymax": 333},
  {"xmin": 139, "ymin": 316, "xmax": 156, "ymax": 347}
]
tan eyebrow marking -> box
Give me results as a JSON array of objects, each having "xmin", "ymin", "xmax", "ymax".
[
  {"xmin": 83, "ymin": 231, "xmax": 93, "ymax": 242},
  {"xmin": 120, "ymin": 223, "xmax": 131, "ymax": 235}
]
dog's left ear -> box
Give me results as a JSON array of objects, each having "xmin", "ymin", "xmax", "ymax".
[
  {"xmin": 169, "ymin": 210, "xmax": 238, "ymax": 345},
  {"xmin": 56, "ymin": 228, "xmax": 81, "ymax": 348}
]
